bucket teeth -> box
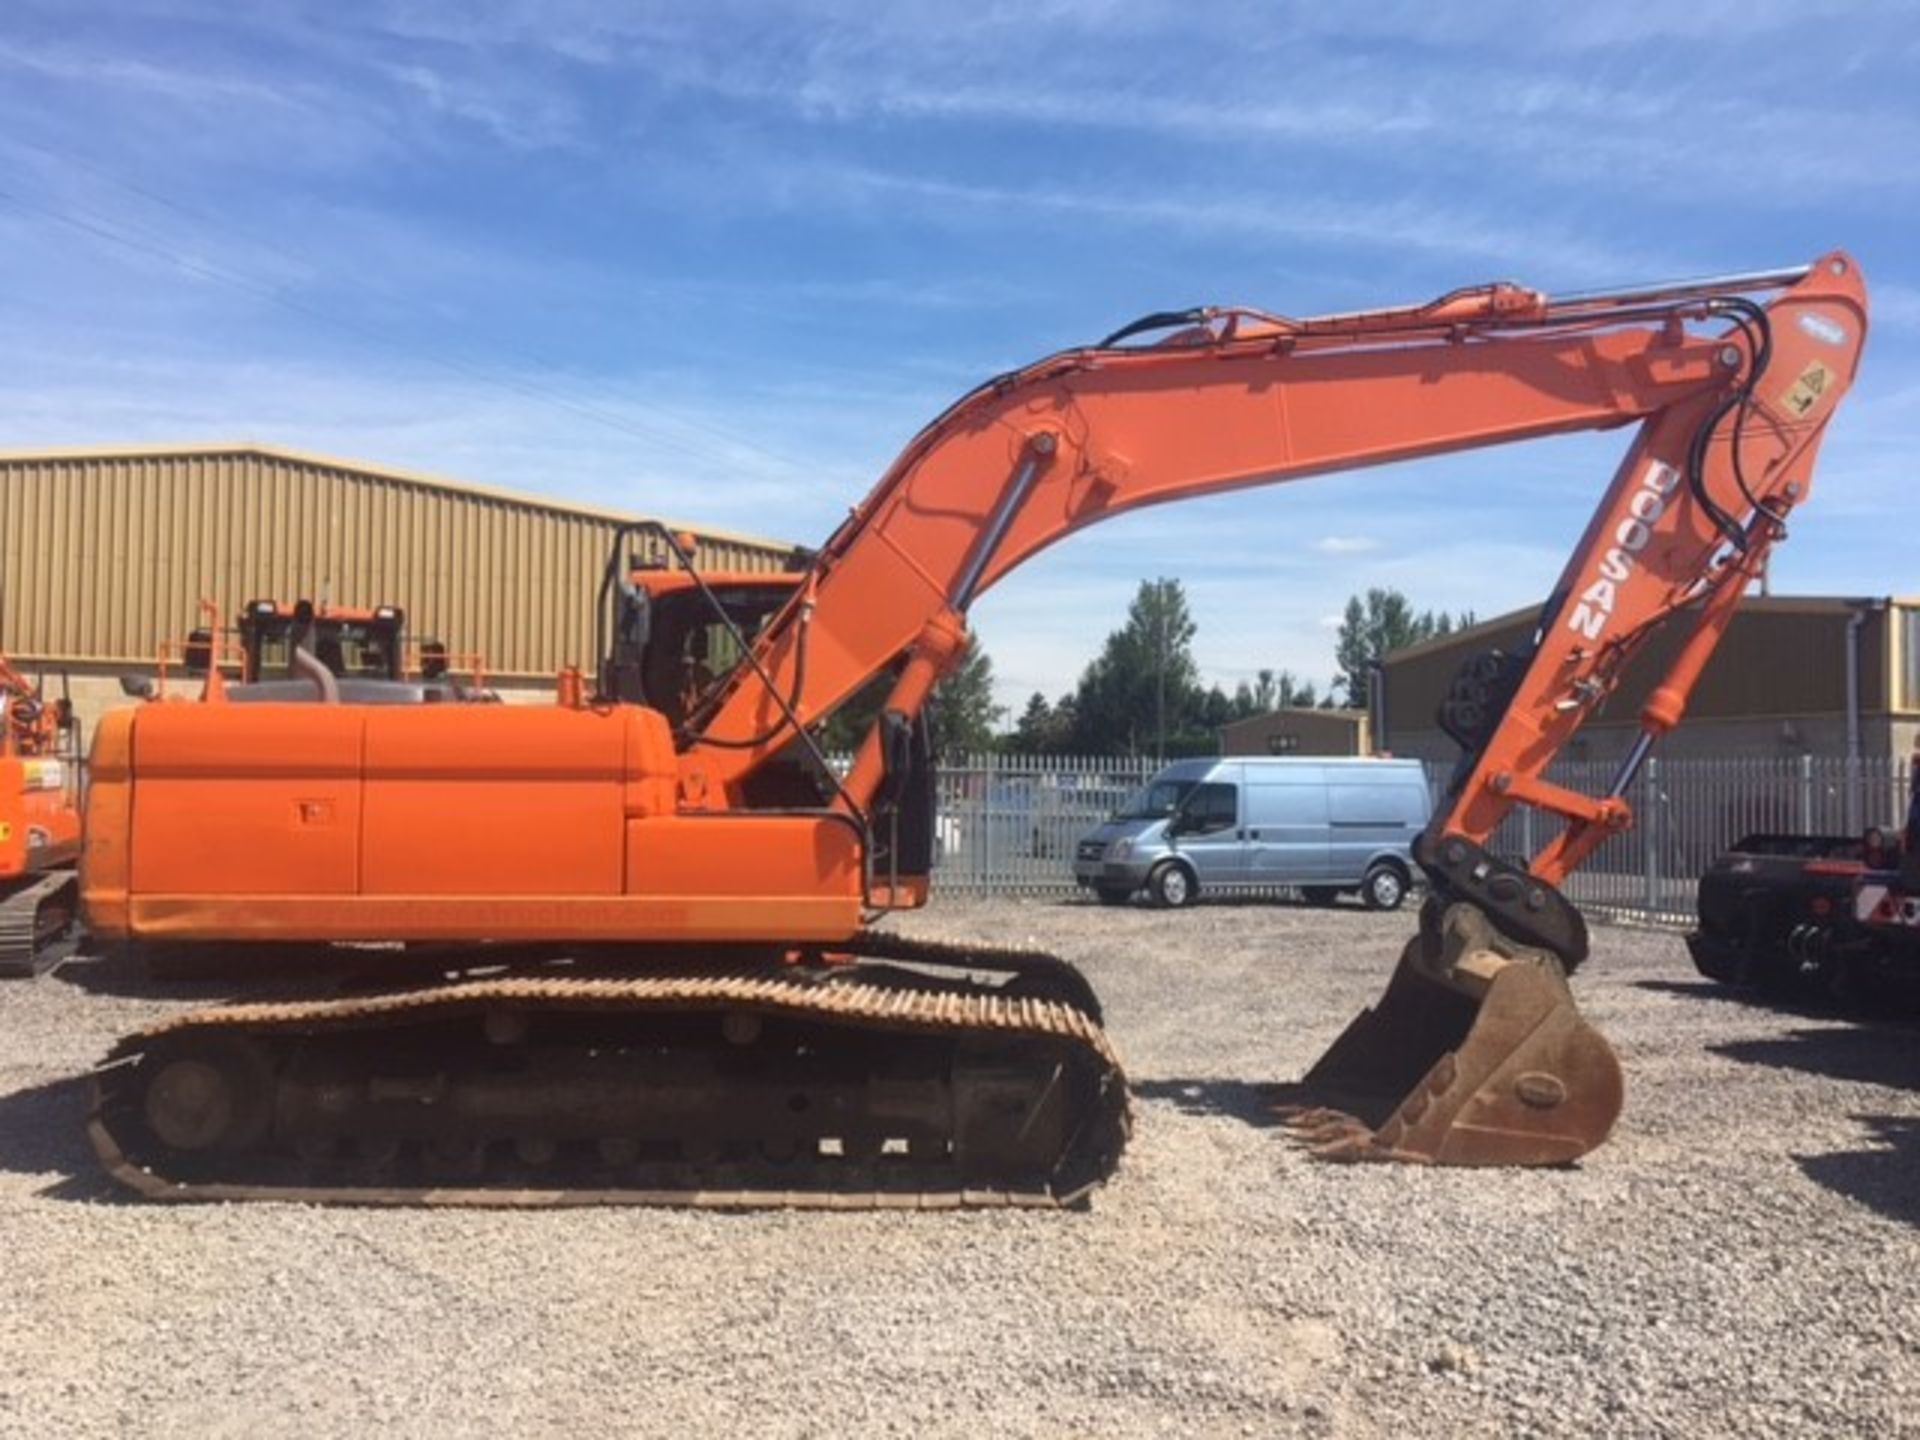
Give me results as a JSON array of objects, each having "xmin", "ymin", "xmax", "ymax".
[{"xmin": 1286, "ymin": 902, "xmax": 1624, "ymax": 1168}]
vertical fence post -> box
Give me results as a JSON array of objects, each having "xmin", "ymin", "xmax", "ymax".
[
  {"xmin": 1846, "ymin": 751, "xmax": 1861, "ymax": 836},
  {"xmin": 1642, "ymin": 756, "xmax": 1660, "ymax": 918},
  {"xmin": 1799, "ymin": 753, "xmax": 1814, "ymax": 834},
  {"xmin": 983, "ymin": 750, "xmax": 998, "ymax": 896}
]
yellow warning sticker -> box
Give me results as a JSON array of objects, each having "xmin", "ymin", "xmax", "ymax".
[{"xmin": 1780, "ymin": 360, "xmax": 1834, "ymax": 419}]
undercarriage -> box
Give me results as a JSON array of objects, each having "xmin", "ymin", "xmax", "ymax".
[
  {"xmin": 91, "ymin": 936, "xmax": 1130, "ymax": 1209},
  {"xmin": 0, "ymin": 868, "xmax": 78, "ymax": 978}
]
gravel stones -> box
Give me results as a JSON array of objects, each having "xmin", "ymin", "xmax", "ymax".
[{"xmin": 0, "ymin": 900, "xmax": 1915, "ymax": 1437}]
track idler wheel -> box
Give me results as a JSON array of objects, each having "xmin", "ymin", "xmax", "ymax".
[
  {"xmin": 1283, "ymin": 901, "xmax": 1623, "ymax": 1166},
  {"xmin": 132, "ymin": 1037, "xmax": 275, "ymax": 1157}
]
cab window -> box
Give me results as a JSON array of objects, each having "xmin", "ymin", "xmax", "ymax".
[{"xmin": 1179, "ymin": 782, "xmax": 1237, "ymax": 835}]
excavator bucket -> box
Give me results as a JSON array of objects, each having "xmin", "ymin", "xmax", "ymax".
[{"xmin": 1282, "ymin": 903, "xmax": 1623, "ymax": 1166}]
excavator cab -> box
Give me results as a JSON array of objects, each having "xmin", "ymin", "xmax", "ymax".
[{"xmin": 631, "ymin": 573, "xmax": 800, "ymax": 731}]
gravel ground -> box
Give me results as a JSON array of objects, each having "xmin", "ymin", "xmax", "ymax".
[{"xmin": 1, "ymin": 900, "xmax": 1917, "ymax": 1439}]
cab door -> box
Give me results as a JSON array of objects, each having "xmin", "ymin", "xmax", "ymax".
[{"xmin": 1166, "ymin": 773, "xmax": 1248, "ymax": 887}]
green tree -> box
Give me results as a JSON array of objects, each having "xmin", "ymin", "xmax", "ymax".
[
  {"xmin": 1273, "ymin": 669, "xmax": 1319, "ymax": 709},
  {"xmin": 1233, "ymin": 667, "xmax": 1319, "ymax": 718},
  {"xmin": 1011, "ymin": 691, "xmax": 1077, "ymax": 754},
  {"xmin": 1067, "ymin": 578, "xmax": 1200, "ymax": 757},
  {"xmin": 816, "ymin": 635, "xmax": 1003, "ymax": 756},
  {"xmin": 1198, "ymin": 684, "xmax": 1235, "ymax": 733},
  {"xmin": 929, "ymin": 635, "xmax": 1003, "ymax": 754},
  {"xmin": 1048, "ymin": 693, "xmax": 1080, "ymax": 753},
  {"xmin": 1333, "ymin": 588, "xmax": 1472, "ymax": 710},
  {"xmin": 1012, "ymin": 692, "xmax": 1055, "ymax": 751},
  {"xmin": 1231, "ymin": 669, "xmax": 1273, "ymax": 718}
]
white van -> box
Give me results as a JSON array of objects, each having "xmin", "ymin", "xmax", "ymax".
[{"xmin": 1072, "ymin": 756, "xmax": 1432, "ymax": 909}]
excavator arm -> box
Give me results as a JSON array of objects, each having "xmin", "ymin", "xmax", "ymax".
[
  {"xmin": 684, "ymin": 252, "xmax": 1867, "ymax": 1166},
  {"xmin": 689, "ymin": 260, "xmax": 1864, "ymax": 838}
]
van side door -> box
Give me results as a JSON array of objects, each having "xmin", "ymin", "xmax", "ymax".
[
  {"xmin": 1326, "ymin": 772, "xmax": 1428, "ymax": 883},
  {"xmin": 1245, "ymin": 772, "xmax": 1330, "ymax": 885},
  {"xmin": 1166, "ymin": 776, "xmax": 1248, "ymax": 888}
]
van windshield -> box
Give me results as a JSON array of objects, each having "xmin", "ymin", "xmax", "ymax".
[{"xmin": 1116, "ymin": 779, "xmax": 1197, "ymax": 820}]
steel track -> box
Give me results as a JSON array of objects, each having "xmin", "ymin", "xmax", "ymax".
[{"xmin": 91, "ymin": 944, "xmax": 1131, "ymax": 1209}]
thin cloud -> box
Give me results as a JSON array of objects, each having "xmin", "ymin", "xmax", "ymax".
[
  {"xmin": 803, "ymin": 164, "xmax": 1686, "ymax": 281},
  {"xmin": 381, "ymin": 62, "xmax": 583, "ymax": 152},
  {"xmin": 315, "ymin": 6, "xmax": 1920, "ymax": 199},
  {"xmin": 1314, "ymin": 536, "xmax": 1380, "ymax": 556}
]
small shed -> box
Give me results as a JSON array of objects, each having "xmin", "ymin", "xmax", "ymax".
[{"xmin": 1218, "ymin": 707, "xmax": 1371, "ymax": 757}]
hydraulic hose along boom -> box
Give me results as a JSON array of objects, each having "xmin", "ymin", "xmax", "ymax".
[{"xmin": 83, "ymin": 253, "xmax": 1867, "ymax": 1202}]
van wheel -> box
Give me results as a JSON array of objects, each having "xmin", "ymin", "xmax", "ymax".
[
  {"xmin": 1361, "ymin": 862, "xmax": 1408, "ymax": 911},
  {"xmin": 1094, "ymin": 885, "xmax": 1133, "ymax": 907},
  {"xmin": 1301, "ymin": 886, "xmax": 1341, "ymax": 907},
  {"xmin": 1148, "ymin": 863, "xmax": 1197, "ymax": 910}
]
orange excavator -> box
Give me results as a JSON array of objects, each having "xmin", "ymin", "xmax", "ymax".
[
  {"xmin": 0, "ymin": 655, "xmax": 82, "ymax": 976},
  {"xmin": 83, "ymin": 253, "xmax": 1867, "ymax": 1205}
]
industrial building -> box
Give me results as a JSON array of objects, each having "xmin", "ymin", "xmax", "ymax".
[
  {"xmin": 1217, "ymin": 706, "xmax": 1369, "ymax": 757},
  {"xmin": 0, "ymin": 443, "xmax": 797, "ymax": 727},
  {"xmin": 1379, "ymin": 595, "xmax": 1920, "ymax": 765}
]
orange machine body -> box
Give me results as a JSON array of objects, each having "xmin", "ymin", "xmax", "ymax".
[
  {"xmin": 0, "ymin": 755, "xmax": 81, "ymax": 881},
  {"xmin": 0, "ymin": 656, "xmax": 81, "ymax": 883},
  {"xmin": 86, "ymin": 256, "xmax": 1868, "ymax": 960},
  {"xmin": 83, "ymin": 700, "xmax": 861, "ymax": 943}
]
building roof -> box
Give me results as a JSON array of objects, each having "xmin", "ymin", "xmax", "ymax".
[
  {"xmin": 0, "ymin": 441, "xmax": 795, "ymax": 555},
  {"xmin": 1383, "ymin": 593, "xmax": 1913, "ymax": 665},
  {"xmin": 1219, "ymin": 706, "xmax": 1367, "ymax": 738}
]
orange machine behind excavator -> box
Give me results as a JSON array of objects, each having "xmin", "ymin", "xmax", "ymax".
[
  {"xmin": 83, "ymin": 253, "xmax": 1868, "ymax": 1206},
  {"xmin": 0, "ymin": 654, "xmax": 82, "ymax": 976},
  {"xmin": 144, "ymin": 597, "xmax": 494, "ymax": 700}
]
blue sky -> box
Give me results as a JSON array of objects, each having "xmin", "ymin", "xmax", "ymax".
[{"xmin": 4, "ymin": 2, "xmax": 1917, "ymax": 713}]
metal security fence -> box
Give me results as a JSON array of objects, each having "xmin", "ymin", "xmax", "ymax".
[
  {"xmin": 929, "ymin": 753, "xmax": 1158, "ymax": 897},
  {"xmin": 913, "ymin": 749, "xmax": 1915, "ymax": 926},
  {"xmin": 1429, "ymin": 753, "xmax": 1914, "ymax": 928}
]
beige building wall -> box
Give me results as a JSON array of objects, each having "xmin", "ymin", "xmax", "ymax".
[
  {"xmin": 1380, "ymin": 595, "xmax": 1918, "ymax": 765},
  {"xmin": 1218, "ymin": 707, "xmax": 1370, "ymax": 757},
  {"xmin": 1, "ymin": 444, "xmax": 797, "ymax": 732}
]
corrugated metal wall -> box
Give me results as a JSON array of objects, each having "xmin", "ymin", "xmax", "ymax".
[
  {"xmin": 0, "ymin": 448, "xmax": 793, "ymax": 678},
  {"xmin": 1383, "ymin": 600, "xmax": 1908, "ymax": 727}
]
